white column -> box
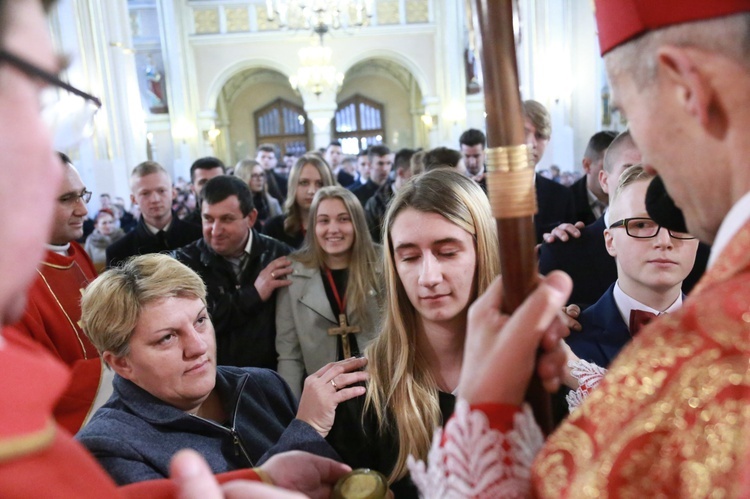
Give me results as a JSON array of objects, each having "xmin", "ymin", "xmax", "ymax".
[
  {"xmin": 301, "ymin": 89, "xmax": 337, "ymax": 151},
  {"xmin": 421, "ymin": 96, "xmax": 441, "ymax": 149},
  {"xmin": 156, "ymin": 0, "xmax": 201, "ymax": 181},
  {"xmin": 434, "ymin": 0, "xmax": 467, "ymax": 147},
  {"xmin": 50, "ymin": 0, "xmax": 148, "ymax": 200}
]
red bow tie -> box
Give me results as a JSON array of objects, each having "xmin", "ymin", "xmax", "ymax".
[{"xmin": 629, "ymin": 309, "xmax": 658, "ymax": 336}]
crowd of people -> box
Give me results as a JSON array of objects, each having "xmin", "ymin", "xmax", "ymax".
[{"xmin": 1, "ymin": 0, "xmax": 749, "ymax": 497}]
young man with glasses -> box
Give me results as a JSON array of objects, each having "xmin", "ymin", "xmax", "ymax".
[
  {"xmin": 11, "ymin": 153, "xmax": 112, "ymax": 435},
  {"xmin": 566, "ymin": 165, "xmax": 699, "ymax": 368}
]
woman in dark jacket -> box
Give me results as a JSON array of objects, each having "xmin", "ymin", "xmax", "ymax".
[{"xmin": 76, "ymin": 254, "xmax": 366, "ymax": 485}]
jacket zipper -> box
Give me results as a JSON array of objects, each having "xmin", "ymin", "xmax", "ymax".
[{"xmin": 190, "ymin": 375, "xmax": 253, "ymax": 466}]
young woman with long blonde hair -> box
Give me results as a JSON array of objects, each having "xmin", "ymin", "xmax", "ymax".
[
  {"xmin": 262, "ymin": 154, "xmax": 334, "ymax": 249},
  {"xmin": 275, "ymin": 186, "xmax": 382, "ymax": 399},
  {"xmin": 326, "ymin": 168, "xmax": 500, "ymax": 497}
]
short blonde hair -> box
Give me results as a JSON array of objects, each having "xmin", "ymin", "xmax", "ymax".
[
  {"xmin": 611, "ymin": 163, "xmax": 652, "ymax": 203},
  {"xmin": 129, "ymin": 161, "xmax": 170, "ymax": 192},
  {"xmin": 81, "ymin": 254, "xmax": 206, "ymax": 357}
]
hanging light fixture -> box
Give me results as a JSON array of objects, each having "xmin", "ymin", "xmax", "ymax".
[
  {"xmin": 267, "ymin": 1, "xmax": 372, "ymax": 97},
  {"xmin": 266, "ymin": 1, "xmax": 374, "ymax": 31},
  {"xmin": 289, "ymin": 37, "xmax": 344, "ymax": 97}
]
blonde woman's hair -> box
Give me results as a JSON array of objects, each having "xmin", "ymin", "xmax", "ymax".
[
  {"xmin": 81, "ymin": 254, "xmax": 206, "ymax": 357},
  {"xmin": 293, "ymin": 186, "xmax": 382, "ymax": 330},
  {"xmin": 233, "ymin": 159, "xmax": 264, "ymax": 192},
  {"xmin": 364, "ymin": 168, "xmax": 500, "ymax": 482},
  {"xmin": 283, "ymin": 154, "xmax": 335, "ymax": 236}
]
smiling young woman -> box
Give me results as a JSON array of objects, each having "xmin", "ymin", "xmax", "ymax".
[{"xmin": 275, "ymin": 186, "xmax": 383, "ymax": 399}]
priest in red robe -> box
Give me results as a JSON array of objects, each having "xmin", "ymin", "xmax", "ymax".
[
  {"xmin": 411, "ymin": 1, "xmax": 750, "ymax": 497},
  {"xmin": 11, "ymin": 155, "xmax": 109, "ymax": 435}
]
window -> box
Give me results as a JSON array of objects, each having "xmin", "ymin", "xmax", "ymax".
[
  {"xmin": 254, "ymin": 98, "xmax": 309, "ymax": 156},
  {"xmin": 333, "ymin": 95, "xmax": 385, "ymax": 155}
]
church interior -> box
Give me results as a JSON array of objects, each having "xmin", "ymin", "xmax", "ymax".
[{"xmin": 49, "ymin": 0, "xmax": 625, "ymax": 205}]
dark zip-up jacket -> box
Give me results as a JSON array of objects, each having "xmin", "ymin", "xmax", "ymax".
[
  {"xmin": 172, "ymin": 229, "xmax": 291, "ymax": 369},
  {"xmin": 76, "ymin": 366, "xmax": 339, "ymax": 485}
]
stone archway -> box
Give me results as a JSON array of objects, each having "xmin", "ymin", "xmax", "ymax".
[
  {"xmin": 337, "ymin": 56, "xmax": 426, "ymax": 151},
  {"xmin": 217, "ymin": 67, "xmax": 306, "ymax": 165}
]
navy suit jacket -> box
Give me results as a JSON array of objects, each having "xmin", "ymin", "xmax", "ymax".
[
  {"xmin": 538, "ymin": 215, "xmax": 615, "ymax": 308},
  {"xmin": 535, "ymin": 174, "xmax": 576, "ymax": 244},
  {"xmin": 569, "ymin": 176, "xmax": 597, "ymax": 226},
  {"xmin": 565, "ymin": 283, "xmax": 630, "ymax": 368}
]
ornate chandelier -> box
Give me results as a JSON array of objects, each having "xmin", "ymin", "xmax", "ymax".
[
  {"xmin": 265, "ymin": 1, "xmax": 374, "ymax": 32},
  {"xmin": 266, "ymin": 1, "xmax": 373, "ymax": 97},
  {"xmin": 289, "ymin": 41, "xmax": 344, "ymax": 97}
]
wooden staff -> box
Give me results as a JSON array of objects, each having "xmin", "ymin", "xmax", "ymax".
[{"xmin": 470, "ymin": 0, "xmax": 553, "ymax": 434}]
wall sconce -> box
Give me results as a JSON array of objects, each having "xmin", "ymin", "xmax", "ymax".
[{"xmin": 421, "ymin": 113, "xmax": 436, "ymax": 129}]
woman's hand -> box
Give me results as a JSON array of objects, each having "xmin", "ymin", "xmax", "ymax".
[
  {"xmin": 458, "ymin": 271, "xmax": 572, "ymax": 407},
  {"xmin": 296, "ymin": 356, "xmax": 369, "ymax": 437}
]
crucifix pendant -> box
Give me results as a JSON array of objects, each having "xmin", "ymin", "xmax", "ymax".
[{"xmin": 328, "ymin": 313, "xmax": 361, "ymax": 359}]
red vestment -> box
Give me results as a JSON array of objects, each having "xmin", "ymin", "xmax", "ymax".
[
  {"xmin": 412, "ymin": 220, "xmax": 750, "ymax": 497},
  {"xmin": 0, "ymin": 327, "xmax": 260, "ymax": 498},
  {"xmin": 12, "ymin": 242, "xmax": 104, "ymax": 434},
  {"xmin": 533, "ymin": 218, "xmax": 750, "ymax": 496}
]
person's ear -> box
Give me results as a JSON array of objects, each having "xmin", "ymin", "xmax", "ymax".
[
  {"xmin": 604, "ymin": 228, "xmax": 617, "ymax": 257},
  {"xmin": 582, "ymin": 157, "xmax": 592, "ymax": 175},
  {"xmin": 656, "ymin": 45, "xmax": 722, "ymax": 132},
  {"xmin": 599, "ymin": 169, "xmax": 610, "ymax": 194},
  {"xmin": 246, "ymin": 209, "xmax": 258, "ymax": 228},
  {"xmin": 104, "ymin": 351, "xmax": 133, "ymax": 380},
  {"xmin": 130, "ymin": 193, "xmax": 137, "ymax": 207}
]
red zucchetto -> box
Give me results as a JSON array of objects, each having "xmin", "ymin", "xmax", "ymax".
[{"xmin": 594, "ymin": 0, "xmax": 750, "ymax": 55}]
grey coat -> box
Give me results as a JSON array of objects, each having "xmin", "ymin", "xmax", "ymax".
[{"xmin": 275, "ymin": 261, "xmax": 381, "ymax": 398}]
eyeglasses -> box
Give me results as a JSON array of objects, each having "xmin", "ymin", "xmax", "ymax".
[
  {"xmin": 0, "ymin": 49, "xmax": 102, "ymax": 149},
  {"xmin": 59, "ymin": 189, "xmax": 93, "ymax": 205},
  {"xmin": 250, "ymin": 174, "xmax": 265, "ymax": 180},
  {"xmin": 609, "ymin": 217, "xmax": 696, "ymax": 240}
]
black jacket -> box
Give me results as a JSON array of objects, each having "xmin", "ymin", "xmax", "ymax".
[
  {"xmin": 106, "ymin": 213, "xmax": 202, "ymax": 268},
  {"xmin": 364, "ymin": 180, "xmax": 394, "ymax": 243},
  {"xmin": 569, "ymin": 175, "xmax": 598, "ymax": 226},
  {"xmin": 535, "ymin": 173, "xmax": 577, "ymax": 244},
  {"xmin": 351, "ymin": 179, "xmax": 380, "ymax": 207},
  {"xmin": 262, "ymin": 214, "xmax": 305, "ymax": 249},
  {"xmin": 172, "ymin": 230, "xmax": 291, "ymax": 369}
]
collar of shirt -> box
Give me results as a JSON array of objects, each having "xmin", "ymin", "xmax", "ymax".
[
  {"xmin": 587, "ymin": 188, "xmax": 606, "ymax": 219},
  {"xmin": 145, "ymin": 219, "xmax": 172, "ymax": 235},
  {"xmin": 612, "ymin": 280, "xmax": 683, "ymax": 331},
  {"xmin": 224, "ymin": 230, "xmax": 253, "ymax": 272},
  {"xmin": 707, "ymin": 190, "xmax": 750, "ymax": 269},
  {"xmin": 45, "ymin": 242, "xmax": 71, "ymax": 256}
]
